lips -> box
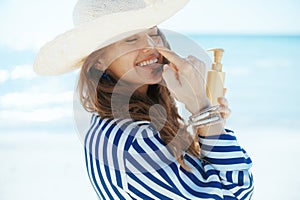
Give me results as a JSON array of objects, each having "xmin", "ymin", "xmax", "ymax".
[
  {"xmin": 135, "ymin": 54, "xmax": 161, "ymax": 68},
  {"xmin": 136, "ymin": 58, "xmax": 158, "ymax": 67}
]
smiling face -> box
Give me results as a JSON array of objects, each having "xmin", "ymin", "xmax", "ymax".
[{"xmin": 97, "ymin": 27, "xmax": 166, "ymax": 86}]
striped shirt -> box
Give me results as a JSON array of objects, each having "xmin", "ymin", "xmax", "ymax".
[{"xmin": 84, "ymin": 114, "xmax": 254, "ymax": 200}]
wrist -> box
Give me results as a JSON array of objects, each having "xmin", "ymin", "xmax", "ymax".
[
  {"xmin": 187, "ymin": 105, "xmax": 225, "ymax": 137},
  {"xmin": 195, "ymin": 120, "xmax": 225, "ymax": 137}
]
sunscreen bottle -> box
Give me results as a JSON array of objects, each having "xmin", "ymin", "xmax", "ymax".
[{"xmin": 206, "ymin": 48, "xmax": 225, "ymax": 105}]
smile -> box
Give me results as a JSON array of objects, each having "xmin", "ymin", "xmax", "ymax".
[{"xmin": 136, "ymin": 58, "xmax": 158, "ymax": 67}]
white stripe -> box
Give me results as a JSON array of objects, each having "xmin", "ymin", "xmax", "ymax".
[
  {"xmin": 219, "ymin": 170, "xmax": 253, "ymax": 199},
  {"xmin": 221, "ymin": 189, "xmax": 235, "ymax": 197},
  {"xmin": 104, "ymin": 118, "xmax": 133, "ymax": 187},
  {"xmin": 93, "ymin": 118, "xmax": 121, "ymax": 200},
  {"xmin": 142, "ymin": 127, "xmax": 176, "ymax": 164},
  {"xmin": 124, "ymin": 188, "xmax": 144, "ymax": 200},
  {"xmin": 237, "ymin": 183, "xmax": 254, "ymax": 200},
  {"xmin": 201, "ymin": 149, "xmax": 250, "ymax": 159},
  {"xmin": 185, "ymin": 156, "xmax": 220, "ymax": 183},
  {"xmin": 126, "ymin": 167, "xmax": 158, "ymax": 199},
  {"xmin": 127, "ymin": 132, "xmax": 198, "ymax": 199},
  {"xmin": 130, "ymin": 137, "xmax": 173, "ymax": 187},
  {"xmin": 176, "ymin": 168, "xmax": 223, "ymax": 198},
  {"xmin": 88, "ymin": 117, "xmax": 111, "ymax": 200},
  {"xmin": 90, "ymin": 117, "xmax": 134, "ymax": 199},
  {"xmin": 232, "ymin": 171, "xmax": 239, "ymax": 184},
  {"xmin": 206, "ymin": 162, "xmax": 252, "ymax": 171},
  {"xmin": 199, "ymin": 138, "xmax": 239, "ymax": 147},
  {"xmin": 147, "ymin": 132, "xmax": 174, "ymax": 158},
  {"xmin": 110, "ymin": 119, "xmax": 143, "ymax": 191},
  {"xmin": 126, "ymin": 161, "xmax": 186, "ymax": 200},
  {"xmin": 85, "ymin": 116, "xmax": 103, "ymax": 198}
]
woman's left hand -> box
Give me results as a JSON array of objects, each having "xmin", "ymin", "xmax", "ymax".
[{"xmin": 217, "ymin": 88, "xmax": 231, "ymax": 122}]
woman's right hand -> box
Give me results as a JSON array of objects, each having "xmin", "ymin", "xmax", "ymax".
[{"xmin": 156, "ymin": 47, "xmax": 211, "ymax": 114}]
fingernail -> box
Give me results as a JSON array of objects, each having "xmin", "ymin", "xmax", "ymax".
[{"xmin": 163, "ymin": 64, "xmax": 170, "ymax": 71}]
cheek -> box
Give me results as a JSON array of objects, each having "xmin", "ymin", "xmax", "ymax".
[{"xmin": 108, "ymin": 55, "xmax": 137, "ymax": 78}]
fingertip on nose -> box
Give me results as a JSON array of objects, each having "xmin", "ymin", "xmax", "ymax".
[{"xmin": 146, "ymin": 35, "xmax": 156, "ymax": 46}]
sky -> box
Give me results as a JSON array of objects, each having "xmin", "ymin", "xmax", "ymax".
[
  {"xmin": 0, "ymin": 0, "xmax": 300, "ymax": 133},
  {"xmin": 0, "ymin": 0, "xmax": 299, "ymax": 51}
]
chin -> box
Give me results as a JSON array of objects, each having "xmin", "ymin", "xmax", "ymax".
[{"xmin": 145, "ymin": 75, "xmax": 163, "ymax": 85}]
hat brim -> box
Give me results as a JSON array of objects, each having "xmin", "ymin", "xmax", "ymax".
[{"xmin": 33, "ymin": 0, "xmax": 189, "ymax": 75}]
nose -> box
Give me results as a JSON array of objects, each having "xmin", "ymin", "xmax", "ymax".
[{"xmin": 141, "ymin": 34, "xmax": 156, "ymax": 52}]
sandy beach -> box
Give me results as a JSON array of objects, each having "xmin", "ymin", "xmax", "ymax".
[{"xmin": 1, "ymin": 127, "xmax": 299, "ymax": 200}]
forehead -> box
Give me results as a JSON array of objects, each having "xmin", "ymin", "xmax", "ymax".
[
  {"xmin": 122, "ymin": 26, "xmax": 158, "ymax": 39},
  {"xmin": 99, "ymin": 27, "xmax": 159, "ymax": 50}
]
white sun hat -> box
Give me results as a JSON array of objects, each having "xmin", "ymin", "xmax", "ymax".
[{"xmin": 33, "ymin": 0, "xmax": 190, "ymax": 76}]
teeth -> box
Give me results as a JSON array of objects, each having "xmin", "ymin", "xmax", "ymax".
[{"xmin": 137, "ymin": 58, "xmax": 158, "ymax": 67}]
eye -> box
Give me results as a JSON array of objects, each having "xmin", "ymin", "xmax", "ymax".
[
  {"xmin": 149, "ymin": 34, "xmax": 160, "ymax": 38},
  {"xmin": 126, "ymin": 37, "xmax": 138, "ymax": 43}
]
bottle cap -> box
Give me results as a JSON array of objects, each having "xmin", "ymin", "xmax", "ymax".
[{"xmin": 208, "ymin": 48, "xmax": 224, "ymax": 71}]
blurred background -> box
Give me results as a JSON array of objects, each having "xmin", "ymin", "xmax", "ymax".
[{"xmin": 1, "ymin": 0, "xmax": 299, "ymax": 199}]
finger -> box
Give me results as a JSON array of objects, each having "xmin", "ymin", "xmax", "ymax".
[
  {"xmin": 162, "ymin": 64, "xmax": 178, "ymax": 94},
  {"xmin": 223, "ymin": 88, "xmax": 227, "ymax": 96},
  {"xmin": 217, "ymin": 97, "xmax": 229, "ymax": 107},
  {"xmin": 187, "ymin": 55, "xmax": 207, "ymax": 75},
  {"xmin": 156, "ymin": 47, "xmax": 189, "ymax": 69},
  {"xmin": 218, "ymin": 105, "xmax": 231, "ymax": 119},
  {"xmin": 187, "ymin": 55, "xmax": 206, "ymax": 68}
]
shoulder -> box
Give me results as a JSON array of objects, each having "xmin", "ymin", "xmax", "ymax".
[{"xmin": 85, "ymin": 114, "xmax": 158, "ymax": 150}]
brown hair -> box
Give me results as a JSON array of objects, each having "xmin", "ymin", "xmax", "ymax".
[{"xmin": 77, "ymin": 29, "xmax": 200, "ymax": 170}]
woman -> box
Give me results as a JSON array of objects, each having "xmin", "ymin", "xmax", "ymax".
[
  {"xmin": 77, "ymin": 26, "xmax": 253, "ymax": 199},
  {"xmin": 33, "ymin": 0, "xmax": 253, "ymax": 199}
]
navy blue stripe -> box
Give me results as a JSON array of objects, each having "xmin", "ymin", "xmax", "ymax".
[
  {"xmin": 154, "ymin": 133, "xmax": 167, "ymax": 145},
  {"xmin": 90, "ymin": 114, "xmax": 95, "ymax": 124},
  {"xmin": 84, "ymin": 149, "xmax": 105, "ymax": 199},
  {"xmin": 223, "ymin": 196, "xmax": 236, "ymax": 200},
  {"xmin": 235, "ymin": 173, "xmax": 254, "ymax": 199},
  {"xmin": 84, "ymin": 114, "xmax": 97, "ymax": 145},
  {"xmin": 100, "ymin": 119, "xmax": 126, "ymax": 200},
  {"xmin": 168, "ymin": 162, "xmax": 223, "ymax": 199},
  {"xmin": 226, "ymin": 171, "xmax": 233, "ymax": 183},
  {"xmin": 235, "ymin": 182, "xmax": 254, "ymax": 200},
  {"xmin": 205, "ymin": 169, "xmax": 220, "ymax": 178},
  {"xmin": 185, "ymin": 155, "xmax": 208, "ymax": 179},
  {"xmin": 180, "ymin": 163, "xmax": 222, "ymax": 189},
  {"xmin": 225, "ymin": 129, "xmax": 234, "ymax": 133},
  {"xmin": 201, "ymin": 144, "xmax": 242, "ymax": 152},
  {"xmin": 202, "ymin": 157, "xmax": 252, "ymax": 165},
  {"xmin": 241, "ymin": 186, "xmax": 254, "ymax": 200},
  {"xmin": 199, "ymin": 134, "xmax": 236, "ymax": 140},
  {"xmin": 127, "ymin": 183, "xmax": 154, "ymax": 200},
  {"xmin": 86, "ymin": 117, "xmax": 107, "ymax": 199},
  {"xmin": 84, "ymin": 118, "xmax": 105, "ymax": 200},
  {"xmin": 223, "ymin": 183, "xmax": 238, "ymax": 190},
  {"xmin": 128, "ymin": 140, "xmax": 178, "ymax": 193},
  {"xmin": 127, "ymin": 171, "xmax": 173, "ymax": 200},
  {"xmin": 238, "ymin": 171, "xmax": 244, "ymax": 186},
  {"xmin": 91, "ymin": 118, "xmax": 115, "ymax": 200},
  {"xmin": 124, "ymin": 128, "xmax": 137, "ymax": 151},
  {"xmin": 111, "ymin": 120, "xmax": 134, "ymax": 188},
  {"xmin": 143, "ymin": 132, "xmax": 186, "ymax": 198}
]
